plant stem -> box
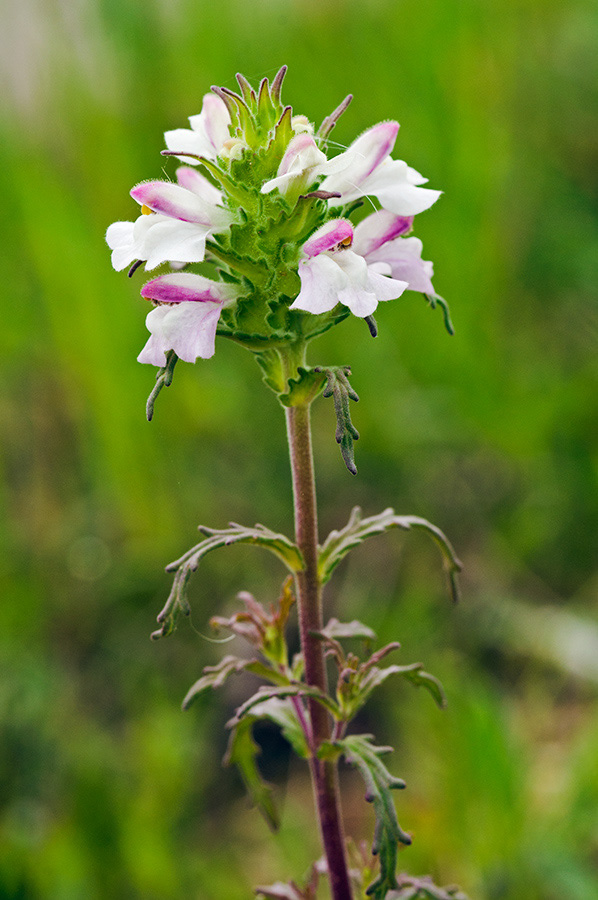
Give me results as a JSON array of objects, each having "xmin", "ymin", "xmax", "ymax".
[{"xmin": 285, "ymin": 399, "xmax": 353, "ymax": 900}]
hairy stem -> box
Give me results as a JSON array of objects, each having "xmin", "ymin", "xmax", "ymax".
[{"xmin": 285, "ymin": 396, "xmax": 353, "ymax": 900}]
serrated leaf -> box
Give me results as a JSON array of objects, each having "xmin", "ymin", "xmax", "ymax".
[
  {"xmin": 230, "ymin": 684, "xmax": 340, "ymax": 728},
  {"xmin": 153, "ymin": 523, "xmax": 303, "ymax": 640},
  {"xmin": 314, "ymin": 366, "xmax": 360, "ymax": 474},
  {"xmin": 359, "ymin": 664, "xmax": 447, "ymax": 711},
  {"xmin": 388, "ymin": 875, "xmax": 470, "ymax": 899},
  {"xmin": 338, "ymin": 735, "xmax": 410, "ymax": 899},
  {"xmin": 237, "ymin": 696, "xmax": 310, "ymax": 759},
  {"xmin": 182, "ymin": 656, "xmax": 287, "ymax": 711},
  {"xmin": 182, "ymin": 655, "xmax": 253, "ymax": 709},
  {"xmin": 224, "ymin": 716, "xmax": 279, "ymax": 831},
  {"xmin": 318, "ymin": 507, "xmax": 462, "ymax": 603},
  {"xmin": 316, "ymin": 617, "xmax": 377, "ymax": 642}
]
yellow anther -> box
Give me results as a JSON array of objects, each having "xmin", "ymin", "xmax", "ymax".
[{"xmin": 141, "ymin": 204, "xmax": 152, "ymax": 215}]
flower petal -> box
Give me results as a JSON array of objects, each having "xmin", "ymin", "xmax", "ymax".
[
  {"xmin": 366, "ymin": 236, "xmax": 434, "ymax": 293},
  {"xmin": 140, "ymin": 272, "xmax": 237, "ymax": 304},
  {"xmin": 133, "ymin": 215, "xmax": 210, "ymax": 270},
  {"xmin": 106, "ymin": 220, "xmax": 136, "ymax": 271},
  {"xmin": 188, "ymin": 94, "xmax": 231, "ymax": 154},
  {"xmin": 290, "ymin": 255, "xmax": 348, "ymax": 314},
  {"xmin": 362, "ymin": 159, "xmax": 441, "ymax": 215},
  {"xmin": 130, "ymin": 180, "xmax": 229, "ymax": 226},
  {"xmin": 320, "ymin": 121, "xmax": 399, "ymax": 194},
  {"xmin": 164, "ymin": 93, "xmax": 231, "ymax": 164},
  {"xmin": 302, "ymin": 219, "xmax": 353, "ymax": 258},
  {"xmin": 175, "ymin": 166, "xmax": 222, "ymax": 206},
  {"xmin": 137, "ymin": 301, "xmax": 223, "ymax": 365},
  {"xmin": 334, "ymin": 250, "xmax": 407, "ymax": 317},
  {"xmin": 261, "ymin": 133, "xmax": 328, "ymax": 196},
  {"xmin": 352, "ymin": 210, "xmax": 413, "ymax": 257}
]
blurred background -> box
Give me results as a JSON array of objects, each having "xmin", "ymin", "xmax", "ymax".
[{"xmin": 1, "ymin": 0, "xmax": 597, "ymax": 896}]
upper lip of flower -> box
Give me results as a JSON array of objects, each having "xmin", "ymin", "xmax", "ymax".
[
  {"xmin": 319, "ymin": 121, "xmax": 441, "ymax": 216},
  {"xmin": 163, "ymin": 93, "xmax": 232, "ymax": 163},
  {"xmin": 130, "ymin": 180, "xmax": 230, "ymax": 228},
  {"xmin": 106, "ymin": 167, "xmax": 232, "ymax": 272}
]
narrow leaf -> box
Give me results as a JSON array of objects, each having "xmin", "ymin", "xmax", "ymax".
[
  {"xmin": 359, "ymin": 664, "xmax": 447, "ymax": 711},
  {"xmin": 224, "ymin": 717, "xmax": 279, "ymax": 830},
  {"xmin": 153, "ymin": 523, "xmax": 303, "ymax": 639},
  {"xmin": 338, "ymin": 734, "xmax": 410, "ymax": 899},
  {"xmin": 318, "ymin": 507, "xmax": 462, "ymax": 603},
  {"xmin": 316, "ymin": 617, "xmax": 377, "ymax": 642},
  {"xmin": 314, "ymin": 366, "xmax": 360, "ymax": 474},
  {"xmin": 230, "ymin": 684, "xmax": 340, "ymax": 726}
]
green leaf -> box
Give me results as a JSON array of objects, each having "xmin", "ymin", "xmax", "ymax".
[
  {"xmin": 225, "ymin": 695, "xmax": 313, "ymax": 828},
  {"xmin": 278, "ymin": 366, "xmax": 326, "ymax": 407},
  {"xmin": 181, "ymin": 656, "xmax": 287, "ymax": 710},
  {"xmin": 182, "ymin": 655, "xmax": 253, "ymax": 709},
  {"xmin": 316, "ymin": 617, "xmax": 377, "ymax": 642},
  {"xmin": 387, "ymin": 875, "xmax": 470, "ymax": 899},
  {"xmin": 233, "ymin": 695, "xmax": 310, "ymax": 759},
  {"xmin": 338, "ymin": 734, "xmax": 410, "ymax": 899},
  {"xmin": 230, "ymin": 684, "xmax": 340, "ymax": 728},
  {"xmin": 318, "ymin": 506, "xmax": 462, "ymax": 602},
  {"xmin": 152, "ymin": 523, "xmax": 303, "ymax": 640},
  {"xmin": 359, "ymin": 664, "xmax": 447, "ymax": 711},
  {"xmin": 314, "ymin": 366, "xmax": 360, "ymax": 475},
  {"xmin": 145, "ymin": 349, "xmax": 178, "ymax": 421},
  {"xmin": 224, "ymin": 716, "xmax": 280, "ymax": 831}
]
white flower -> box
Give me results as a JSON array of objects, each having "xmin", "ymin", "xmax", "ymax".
[
  {"xmin": 163, "ymin": 93, "xmax": 231, "ymax": 164},
  {"xmin": 261, "ymin": 133, "xmax": 349, "ymax": 201},
  {"xmin": 105, "ymin": 167, "xmax": 231, "ymax": 272},
  {"xmin": 289, "ymin": 219, "xmax": 408, "ymax": 318},
  {"xmin": 352, "ymin": 210, "xmax": 435, "ymax": 294},
  {"xmin": 137, "ymin": 273, "xmax": 239, "ymax": 365},
  {"xmin": 320, "ymin": 121, "xmax": 441, "ymax": 216}
]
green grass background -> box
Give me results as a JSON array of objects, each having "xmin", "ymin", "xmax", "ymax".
[{"xmin": 1, "ymin": 0, "xmax": 597, "ymax": 896}]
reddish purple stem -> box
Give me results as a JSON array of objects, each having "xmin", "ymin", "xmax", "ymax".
[{"xmin": 285, "ymin": 403, "xmax": 353, "ymax": 900}]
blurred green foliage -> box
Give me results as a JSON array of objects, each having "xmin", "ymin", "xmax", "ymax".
[{"xmin": 1, "ymin": 0, "xmax": 597, "ymax": 896}]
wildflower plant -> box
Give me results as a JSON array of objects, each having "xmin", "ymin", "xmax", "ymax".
[{"xmin": 107, "ymin": 68, "xmax": 465, "ymax": 900}]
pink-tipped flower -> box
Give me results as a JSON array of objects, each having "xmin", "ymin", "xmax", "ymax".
[
  {"xmin": 320, "ymin": 121, "xmax": 441, "ymax": 216},
  {"xmin": 261, "ymin": 133, "xmax": 351, "ymax": 202},
  {"xmin": 261, "ymin": 133, "xmax": 329, "ymax": 200},
  {"xmin": 137, "ymin": 273, "xmax": 239, "ymax": 365},
  {"xmin": 164, "ymin": 93, "xmax": 231, "ymax": 164},
  {"xmin": 105, "ymin": 167, "xmax": 231, "ymax": 272},
  {"xmin": 352, "ymin": 210, "xmax": 435, "ymax": 294},
  {"xmin": 289, "ymin": 219, "xmax": 409, "ymax": 318}
]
